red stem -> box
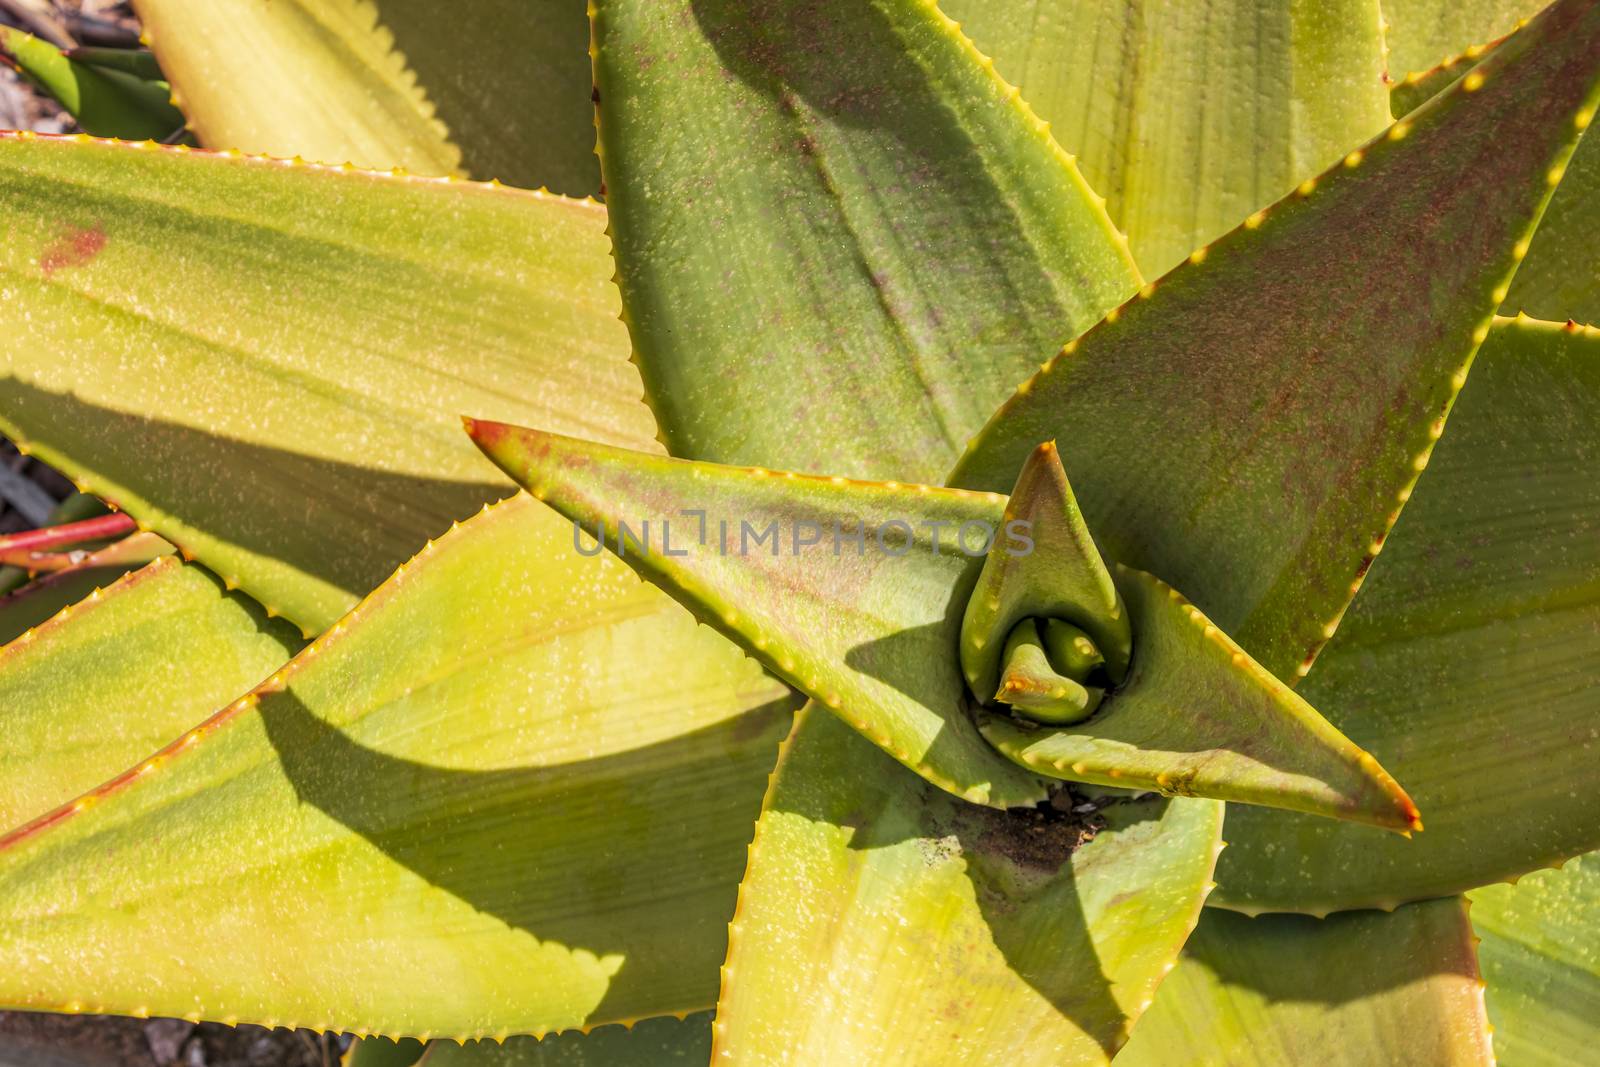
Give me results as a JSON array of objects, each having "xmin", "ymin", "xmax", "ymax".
[{"xmin": 0, "ymin": 512, "xmax": 136, "ymax": 555}]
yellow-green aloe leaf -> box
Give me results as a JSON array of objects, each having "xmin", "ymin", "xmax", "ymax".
[
  {"xmin": 1390, "ymin": 38, "xmax": 1504, "ymax": 117},
  {"xmin": 129, "ymin": 0, "xmax": 598, "ymax": 194},
  {"xmin": 0, "ymin": 131, "xmax": 651, "ymax": 633},
  {"xmin": 591, "ymin": 0, "xmax": 1141, "ymax": 485},
  {"xmin": 0, "ymin": 26, "xmax": 186, "ymax": 140},
  {"xmin": 0, "ymin": 531, "xmax": 170, "ymax": 646},
  {"xmin": 1116, "ymin": 898, "xmax": 1493, "ymax": 1066},
  {"xmin": 0, "ymin": 494, "xmax": 797, "ymax": 1035},
  {"xmin": 712, "ymin": 707, "xmax": 1221, "ymax": 1065},
  {"xmin": 1214, "ymin": 317, "xmax": 1600, "ymax": 914},
  {"xmin": 0, "ymin": 551, "xmax": 301, "ymax": 833},
  {"xmin": 943, "ymin": 0, "xmax": 1391, "ymax": 278},
  {"xmin": 423, "ymin": 1014, "xmax": 712, "ymax": 1066},
  {"xmin": 1381, "ymin": 0, "xmax": 1548, "ymax": 80},
  {"xmin": 952, "ymin": 0, "xmax": 1600, "ymax": 686},
  {"xmin": 1470, "ymin": 852, "xmax": 1600, "ymax": 1065},
  {"xmin": 469, "ymin": 422, "xmax": 1415, "ymax": 829}
]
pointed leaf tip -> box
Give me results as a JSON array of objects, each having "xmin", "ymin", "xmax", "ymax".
[{"xmin": 475, "ymin": 419, "xmax": 1420, "ymax": 829}]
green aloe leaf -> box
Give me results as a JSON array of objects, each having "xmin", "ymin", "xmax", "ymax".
[
  {"xmin": 0, "ymin": 131, "xmax": 651, "ymax": 632},
  {"xmin": 1387, "ymin": 24, "xmax": 1600, "ymax": 328},
  {"xmin": 0, "ymin": 26, "xmax": 186, "ymax": 140},
  {"xmin": 1214, "ymin": 317, "xmax": 1600, "ymax": 914},
  {"xmin": 129, "ymin": 0, "xmax": 598, "ymax": 193},
  {"xmin": 469, "ymin": 421, "xmax": 1415, "ymax": 828},
  {"xmin": 423, "ymin": 1014, "xmax": 712, "ymax": 1066},
  {"xmin": 590, "ymin": 0, "xmax": 1141, "ymax": 484},
  {"xmin": 1381, "ymin": 0, "xmax": 1547, "ymax": 79},
  {"xmin": 345, "ymin": 1036, "xmax": 426, "ymax": 1067},
  {"xmin": 0, "ymin": 531, "xmax": 169, "ymax": 646},
  {"xmin": 943, "ymin": 0, "xmax": 1391, "ymax": 277},
  {"xmin": 1470, "ymin": 852, "xmax": 1600, "ymax": 1066},
  {"xmin": 952, "ymin": 0, "xmax": 1600, "ymax": 686},
  {"xmin": 468, "ymin": 419, "xmax": 1044, "ymax": 808},
  {"xmin": 0, "ymin": 552, "xmax": 300, "ymax": 833},
  {"xmin": 0, "ymin": 495, "xmax": 797, "ymax": 1036},
  {"xmin": 979, "ymin": 566, "xmax": 1418, "ymax": 832},
  {"xmin": 1116, "ymin": 898, "xmax": 1493, "ymax": 1065},
  {"xmin": 713, "ymin": 706, "xmax": 1222, "ymax": 1065}
]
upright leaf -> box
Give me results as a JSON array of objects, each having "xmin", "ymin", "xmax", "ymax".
[
  {"xmin": 0, "ymin": 496, "xmax": 795, "ymax": 1036},
  {"xmin": 1214, "ymin": 317, "xmax": 1600, "ymax": 913},
  {"xmin": 944, "ymin": 0, "xmax": 1392, "ymax": 276},
  {"xmin": 1470, "ymin": 852, "xmax": 1600, "ymax": 1066},
  {"xmin": 0, "ymin": 132, "xmax": 648, "ymax": 631},
  {"xmin": 952, "ymin": 0, "xmax": 1600, "ymax": 684},
  {"xmin": 130, "ymin": 0, "xmax": 599, "ymax": 193},
  {"xmin": 1117, "ymin": 899, "xmax": 1493, "ymax": 1066},
  {"xmin": 713, "ymin": 708, "xmax": 1222, "ymax": 1066},
  {"xmin": 590, "ymin": 0, "xmax": 1141, "ymax": 484}
]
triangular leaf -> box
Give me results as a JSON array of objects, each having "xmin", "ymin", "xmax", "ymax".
[
  {"xmin": 1117, "ymin": 898, "xmax": 1493, "ymax": 1065},
  {"xmin": 590, "ymin": 0, "xmax": 1141, "ymax": 484},
  {"xmin": 0, "ymin": 497, "xmax": 795, "ymax": 1036},
  {"xmin": 981, "ymin": 565, "xmax": 1419, "ymax": 832},
  {"xmin": 952, "ymin": 0, "xmax": 1600, "ymax": 683},
  {"xmin": 1214, "ymin": 317, "xmax": 1600, "ymax": 913},
  {"xmin": 713, "ymin": 707, "xmax": 1223, "ymax": 1065},
  {"xmin": 0, "ymin": 132, "xmax": 650, "ymax": 632},
  {"xmin": 131, "ymin": 0, "xmax": 599, "ymax": 193},
  {"xmin": 960, "ymin": 441, "xmax": 1130, "ymax": 702},
  {"xmin": 944, "ymin": 0, "xmax": 1392, "ymax": 275},
  {"xmin": 468, "ymin": 418, "xmax": 1043, "ymax": 808},
  {"xmin": 470, "ymin": 420, "xmax": 1416, "ymax": 828}
]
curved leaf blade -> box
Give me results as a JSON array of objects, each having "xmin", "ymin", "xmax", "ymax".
[
  {"xmin": 944, "ymin": 0, "xmax": 1391, "ymax": 276},
  {"xmin": 1214, "ymin": 317, "xmax": 1600, "ymax": 913},
  {"xmin": 130, "ymin": 0, "xmax": 599, "ymax": 193},
  {"xmin": 591, "ymin": 0, "xmax": 1141, "ymax": 485},
  {"xmin": 0, "ymin": 496, "xmax": 796, "ymax": 1036},
  {"xmin": 1470, "ymin": 852, "xmax": 1600, "ymax": 1066},
  {"xmin": 713, "ymin": 706, "xmax": 1223, "ymax": 1066},
  {"xmin": 1116, "ymin": 898, "xmax": 1493, "ymax": 1066},
  {"xmin": 0, "ymin": 132, "xmax": 651, "ymax": 632},
  {"xmin": 952, "ymin": 0, "xmax": 1600, "ymax": 684}
]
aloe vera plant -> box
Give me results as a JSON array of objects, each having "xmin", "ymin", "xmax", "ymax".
[{"xmin": 1, "ymin": 0, "xmax": 1598, "ymax": 1064}]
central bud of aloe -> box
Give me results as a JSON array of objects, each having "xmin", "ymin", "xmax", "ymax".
[{"xmin": 960, "ymin": 442, "xmax": 1132, "ymax": 725}]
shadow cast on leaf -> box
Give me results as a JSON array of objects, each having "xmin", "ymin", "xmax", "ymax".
[{"xmin": 259, "ymin": 688, "xmax": 799, "ymax": 1023}]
